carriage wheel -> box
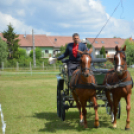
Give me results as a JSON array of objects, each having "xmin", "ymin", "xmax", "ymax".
[
  {"xmin": 106, "ymin": 102, "xmax": 111, "ymax": 115},
  {"xmin": 61, "ymin": 104, "xmax": 65, "ymax": 121},
  {"xmin": 61, "ymin": 96, "xmax": 66, "ymax": 121},
  {"xmin": 57, "ymin": 88, "xmax": 61, "ymax": 117},
  {"xmin": 116, "ymin": 102, "xmax": 121, "ymax": 119},
  {"xmin": 106, "ymin": 102, "xmax": 121, "ymax": 119}
]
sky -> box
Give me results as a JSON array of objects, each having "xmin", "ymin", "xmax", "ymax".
[{"xmin": 0, "ymin": 0, "xmax": 134, "ymax": 39}]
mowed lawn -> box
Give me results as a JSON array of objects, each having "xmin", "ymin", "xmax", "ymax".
[{"xmin": 0, "ymin": 71, "xmax": 134, "ymax": 134}]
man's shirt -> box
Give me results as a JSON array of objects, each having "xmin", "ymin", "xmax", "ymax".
[
  {"xmin": 57, "ymin": 42, "xmax": 87, "ymax": 62},
  {"xmin": 72, "ymin": 43, "xmax": 79, "ymax": 58}
]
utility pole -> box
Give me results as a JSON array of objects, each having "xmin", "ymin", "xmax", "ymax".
[{"xmin": 32, "ymin": 29, "xmax": 36, "ymax": 68}]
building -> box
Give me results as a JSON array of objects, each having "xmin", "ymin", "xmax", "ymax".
[
  {"xmin": 86, "ymin": 38, "xmax": 126, "ymax": 57},
  {"xmin": 0, "ymin": 33, "xmax": 129, "ymax": 58}
]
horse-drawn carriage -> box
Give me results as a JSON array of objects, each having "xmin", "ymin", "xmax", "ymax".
[
  {"xmin": 56, "ymin": 45, "xmax": 133, "ymax": 129},
  {"xmin": 56, "ymin": 58, "xmax": 121, "ymax": 121}
]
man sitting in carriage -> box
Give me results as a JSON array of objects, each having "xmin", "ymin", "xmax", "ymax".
[{"xmin": 49, "ymin": 33, "xmax": 94, "ymax": 81}]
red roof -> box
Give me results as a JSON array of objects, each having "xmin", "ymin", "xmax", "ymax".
[
  {"xmin": 0, "ymin": 33, "xmax": 6, "ymax": 41},
  {"xmin": 47, "ymin": 36, "xmax": 73, "ymax": 47},
  {"xmin": 18, "ymin": 34, "xmax": 53, "ymax": 47},
  {"xmin": 87, "ymin": 38, "xmax": 126, "ymax": 49},
  {"xmin": 0, "ymin": 33, "xmax": 127, "ymax": 49}
]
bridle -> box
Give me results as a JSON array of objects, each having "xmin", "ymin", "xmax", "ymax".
[
  {"xmin": 114, "ymin": 50, "xmax": 127, "ymax": 72},
  {"xmin": 80, "ymin": 53, "xmax": 93, "ymax": 76}
]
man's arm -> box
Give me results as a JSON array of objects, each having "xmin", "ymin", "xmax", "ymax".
[{"xmin": 57, "ymin": 44, "xmax": 69, "ymax": 60}]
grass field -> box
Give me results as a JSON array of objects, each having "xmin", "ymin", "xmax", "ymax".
[{"xmin": 0, "ymin": 70, "xmax": 134, "ymax": 134}]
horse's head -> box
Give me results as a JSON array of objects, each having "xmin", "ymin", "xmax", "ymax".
[
  {"xmin": 114, "ymin": 45, "xmax": 127, "ymax": 75},
  {"xmin": 77, "ymin": 49, "xmax": 92, "ymax": 77}
]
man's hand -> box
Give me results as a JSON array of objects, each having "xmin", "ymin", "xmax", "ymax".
[{"xmin": 48, "ymin": 57, "xmax": 57, "ymax": 64}]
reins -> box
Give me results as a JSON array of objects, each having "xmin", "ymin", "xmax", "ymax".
[
  {"xmin": 106, "ymin": 50, "xmax": 133, "ymax": 89},
  {"xmin": 80, "ymin": 52, "xmax": 92, "ymax": 77},
  {"xmin": 114, "ymin": 50, "xmax": 127, "ymax": 72}
]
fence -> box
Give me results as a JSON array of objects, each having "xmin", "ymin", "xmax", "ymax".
[
  {"xmin": 0, "ymin": 61, "xmax": 59, "ymax": 71},
  {"xmin": 0, "ymin": 61, "xmax": 134, "ymax": 73}
]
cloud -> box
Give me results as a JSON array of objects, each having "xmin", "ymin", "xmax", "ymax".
[
  {"xmin": 0, "ymin": 12, "xmax": 46, "ymax": 34},
  {"xmin": 17, "ymin": 9, "xmax": 25, "ymax": 17},
  {"xmin": 0, "ymin": 0, "xmax": 134, "ymax": 39}
]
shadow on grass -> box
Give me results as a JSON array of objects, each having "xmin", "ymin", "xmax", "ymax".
[{"xmin": 31, "ymin": 111, "xmax": 112, "ymax": 133}]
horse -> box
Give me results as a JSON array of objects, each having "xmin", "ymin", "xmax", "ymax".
[
  {"xmin": 103, "ymin": 45, "xmax": 133, "ymax": 130},
  {"xmin": 69, "ymin": 49, "xmax": 99, "ymax": 128}
]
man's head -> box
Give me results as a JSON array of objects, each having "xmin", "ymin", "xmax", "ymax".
[{"xmin": 72, "ymin": 33, "xmax": 79, "ymax": 44}]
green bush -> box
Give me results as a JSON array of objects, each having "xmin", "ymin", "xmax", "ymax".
[
  {"xmin": 122, "ymin": 39, "xmax": 134, "ymax": 65},
  {"xmin": 18, "ymin": 48, "xmax": 27, "ymax": 58},
  {"xmin": 30, "ymin": 47, "xmax": 42, "ymax": 59},
  {"xmin": 100, "ymin": 46, "xmax": 106, "ymax": 58}
]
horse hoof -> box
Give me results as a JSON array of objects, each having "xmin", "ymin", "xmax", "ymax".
[
  {"xmin": 94, "ymin": 122, "xmax": 100, "ymax": 128},
  {"xmin": 94, "ymin": 125, "xmax": 100, "ymax": 128},
  {"xmin": 113, "ymin": 124, "xmax": 117, "ymax": 128},
  {"xmin": 125, "ymin": 127, "xmax": 130, "ymax": 131}
]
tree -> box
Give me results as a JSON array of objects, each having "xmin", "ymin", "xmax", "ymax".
[
  {"xmin": 30, "ymin": 47, "xmax": 42, "ymax": 59},
  {"xmin": 87, "ymin": 43, "xmax": 92, "ymax": 49},
  {"xmin": 0, "ymin": 38, "xmax": 8, "ymax": 67},
  {"xmin": 56, "ymin": 44, "xmax": 68, "ymax": 58},
  {"xmin": 2, "ymin": 23, "xmax": 20, "ymax": 59},
  {"xmin": 18, "ymin": 48, "xmax": 27, "ymax": 58},
  {"xmin": 122, "ymin": 39, "xmax": 134, "ymax": 65},
  {"xmin": 100, "ymin": 46, "xmax": 106, "ymax": 58}
]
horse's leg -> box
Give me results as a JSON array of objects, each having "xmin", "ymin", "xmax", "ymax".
[
  {"xmin": 72, "ymin": 91, "xmax": 83, "ymax": 123},
  {"xmin": 92, "ymin": 96, "xmax": 100, "ymax": 128},
  {"xmin": 105, "ymin": 91, "xmax": 114, "ymax": 122},
  {"xmin": 125, "ymin": 93, "xmax": 131, "ymax": 130},
  {"xmin": 81, "ymin": 100, "xmax": 88, "ymax": 128},
  {"xmin": 112, "ymin": 95, "xmax": 120, "ymax": 128}
]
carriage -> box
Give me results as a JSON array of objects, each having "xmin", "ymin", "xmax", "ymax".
[{"xmin": 56, "ymin": 58, "xmax": 121, "ymax": 121}]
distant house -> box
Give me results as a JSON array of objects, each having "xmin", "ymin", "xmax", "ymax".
[
  {"xmin": 18, "ymin": 34, "xmax": 73, "ymax": 58},
  {"xmin": 0, "ymin": 33, "xmax": 130, "ymax": 58},
  {"xmin": 86, "ymin": 38, "xmax": 126, "ymax": 57}
]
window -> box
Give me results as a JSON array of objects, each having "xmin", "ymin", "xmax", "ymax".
[
  {"xmin": 45, "ymin": 50, "xmax": 49, "ymax": 53},
  {"xmin": 95, "ymin": 41, "xmax": 98, "ymax": 44},
  {"xmin": 101, "ymin": 41, "xmax": 104, "ymax": 44},
  {"xmin": 115, "ymin": 41, "xmax": 118, "ymax": 44}
]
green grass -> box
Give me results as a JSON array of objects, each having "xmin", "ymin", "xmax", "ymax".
[{"xmin": 0, "ymin": 70, "xmax": 134, "ymax": 134}]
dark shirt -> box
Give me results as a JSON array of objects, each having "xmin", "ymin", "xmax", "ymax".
[{"xmin": 57, "ymin": 42, "xmax": 87, "ymax": 62}]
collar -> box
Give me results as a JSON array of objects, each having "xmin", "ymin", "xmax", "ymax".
[{"xmin": 73, "ymin": 43, "xmax": 79, "ymax": 46}]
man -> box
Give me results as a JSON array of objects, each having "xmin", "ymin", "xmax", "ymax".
[
  {"xmin": 57, "ymin": 33, "xmax": 87, "ymax": 77},
  {"xmin": 81, "ymin": 38, "xmax": 94, "ymax": 59}
]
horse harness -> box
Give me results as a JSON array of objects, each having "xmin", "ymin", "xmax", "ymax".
[
  {"xmin": 106, "ymin": 50, "xmax": 133, "ymax": 90},
  {"xmin": 105, "ymin": 70, "xmax": 133, "ymax": 91},
  {"xmin": 70, "ymin": 69, "xmax": 96, "ymax": 91},
  {"xmin": 114, "ymin": 50, "xmax": 127, "ymax": 71}
]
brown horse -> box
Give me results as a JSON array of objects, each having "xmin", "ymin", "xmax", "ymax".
[
  {"xmin": 70, "ymin": 49, "xmax": 99, "ymax": 128},
  {"xmin": 103, "ymin": 45, "xmax": 133, "ymax": 130}
]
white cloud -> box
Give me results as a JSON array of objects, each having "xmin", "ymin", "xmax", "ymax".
[
  {"xmin": 88, "ymin": 0, "xmax": 105, "ymax": 13},
  {"xmin": 0, "ymin": 0, "xmax": 16, "ymax": 6},
  {"xmin": 0, "ymin": 0, "xmax": 134, "ymax": 38},
  {"xmin": 0, "ymin": 12, "xmax": 46, "ymax": 35},
  {"xmin": 17, "ymin": 9, "xmax": 25, "ymax": 17}
]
